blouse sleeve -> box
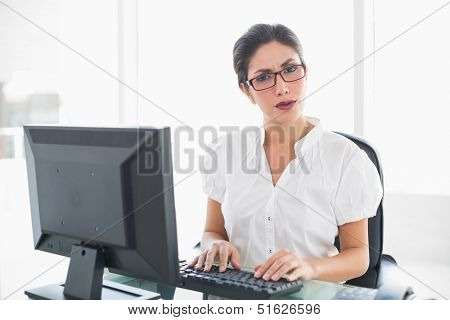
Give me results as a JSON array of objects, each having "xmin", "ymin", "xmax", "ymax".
[
  {"xmin": 332, "ymin": 148, "xmax": 384, "ymax": 226},
  {"xmin": 199, "ymin": 135, "xmax": 227, "ymax": 203}
]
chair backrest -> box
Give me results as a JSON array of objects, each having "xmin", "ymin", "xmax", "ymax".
[{"xmin": 332, "ymin": 131, "xmax": 384, "ymax": 288}]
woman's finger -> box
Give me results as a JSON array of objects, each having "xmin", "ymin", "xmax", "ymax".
[
  {"xmin": 218, "ymin": 244, "xmax": 229, "ymax": 272},
  {"xmin": 270, "ymin": 258, "xmax": 298, "ymax": 281},
  {"xmin": 229, "ymin": 247, "xmax": 241, "ymax": 270},
  {"xmin": 196, "ymin": 250, "xmax": 209, "ymax": 270},
  {"xmin": 261, "ymin": 254, "xmax": 294, "ymax": 280},
  {"xmin": 285, "ymin": 267, "xmax": 303, "ymax": 282},
  {"xmin": 187, "ymin": 255, "xmax": 199, "ymax": 267},
  {"xmin": 255, "ymin": 249, "xmax": 291, "ymax": 278},
  {"xmin": 203, "ymin": 245, "xmax": 219, "ymax": 270}
]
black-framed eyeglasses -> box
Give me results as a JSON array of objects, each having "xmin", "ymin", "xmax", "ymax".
[{"xmin": 245, "ymin": 64, "xmax": 306, "ymax": 91}]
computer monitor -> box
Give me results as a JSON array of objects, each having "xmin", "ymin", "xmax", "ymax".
[{"xmin": 23, "ymin": 125, "xmax": 180, "ymax": 299}]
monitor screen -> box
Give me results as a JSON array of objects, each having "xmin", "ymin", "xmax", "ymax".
[{"xmin": 24, "ymin": 125, "xmax": 180, "ymax": 299}]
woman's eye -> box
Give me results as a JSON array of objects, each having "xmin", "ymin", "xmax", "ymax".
[
  {"xmin": 284, "ymin": 66, "xmax": 298, "ymax": 73},
  {"xmin": 255, "ymin": 74, "xmax": 271, "ymax": 82}
]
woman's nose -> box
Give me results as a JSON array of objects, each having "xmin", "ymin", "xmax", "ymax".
[{"xmin": 275, "ymin": 73, "xmax": 289, "ymax": 96}]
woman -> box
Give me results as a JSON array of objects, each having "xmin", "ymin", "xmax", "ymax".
[{"xmin": 189, "ymin": 24, "xmax": 383, "ymax": 283}]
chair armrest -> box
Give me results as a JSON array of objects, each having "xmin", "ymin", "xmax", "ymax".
[{"xmin": 376, "ymin": 254, "xmax": 406, "ymax": 289}]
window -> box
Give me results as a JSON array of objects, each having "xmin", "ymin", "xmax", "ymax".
[{"xmin": 366, "ymin": 0, "xmax": 450, "ymax": 196}]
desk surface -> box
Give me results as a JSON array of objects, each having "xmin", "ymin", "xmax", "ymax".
[{"xmin": 105, "ymin": 272, "xmax": 374, "ymax": 300}]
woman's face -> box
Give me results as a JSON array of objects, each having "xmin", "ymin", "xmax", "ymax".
[{"xmin": 240, "ymin": 41, "xmax": 307, "ymax": 125}]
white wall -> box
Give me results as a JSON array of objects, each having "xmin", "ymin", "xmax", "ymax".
[
  {"xmin": 368, "ymin": 1, "xmax": 450, "ymax": 298},
  {"xmin": 367, "ymin": 0, "xmax": 450, "ymax": 196},
  {"xmin": 383, "ymin": 193, "xmax": 450, "ymax": 298}
]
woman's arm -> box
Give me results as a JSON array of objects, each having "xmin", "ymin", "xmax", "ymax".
[
  {"xmin": 255, "ymin": 218, "xmax": 370, "ymax": 282},
  {"xmin": 189, "ymin": 198, "xmax": 241, "ymax": 271},
  {"xmin": 305, "ymin": 218, "xmax": 370, "ymax": 282},
  {"xmin": 200, "ymin": 198, "xmax": 229, "ymax": 251}
]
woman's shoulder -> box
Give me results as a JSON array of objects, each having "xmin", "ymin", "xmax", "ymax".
[
  {"xmin": 321, "ymin": 129, "xmax": 359, "ymax": 149},
  {"xmin": 203, "ymin": 127, "xmax": 259, "ymax": 164},
  {"xmin": 206, "ymin": 127, "xmax": 259, "ymax": 151},
  {"xmin": 317, "ymin": 130, "xmax": 363, "ymax": 170}
]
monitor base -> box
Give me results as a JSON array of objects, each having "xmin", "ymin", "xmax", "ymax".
[{"xmin": 24, "ymin": 280, "xmax": 161, "ymax": 300}]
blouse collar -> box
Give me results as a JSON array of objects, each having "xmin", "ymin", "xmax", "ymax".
[{"xmin": 258, "ymin": 116, "xmax": 324, "ymax": 159}]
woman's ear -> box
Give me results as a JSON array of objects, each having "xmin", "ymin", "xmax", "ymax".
[{"xmin": 239, "ymin": 83, "xmax": 256, "ymax": 105}]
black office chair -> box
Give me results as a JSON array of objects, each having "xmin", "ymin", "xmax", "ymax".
[
  {"xmin": 332, "ymin": 131, "xmax": 402, "ymax": 289},
  {"xmin": 194, "ymin": 131, "xmax": 404, "ymax": 290}
]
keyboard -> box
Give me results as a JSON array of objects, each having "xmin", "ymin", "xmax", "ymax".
[{"xmin": 178, "ymin": 260, "xmax": 303, "ymax": 299}]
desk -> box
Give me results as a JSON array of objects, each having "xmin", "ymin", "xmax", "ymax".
[{"xmin": 104, "ymin": 272, "xmax": 400, "ymax": 300}]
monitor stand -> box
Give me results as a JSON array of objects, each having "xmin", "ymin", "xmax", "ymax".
[
  {"xmin": 24, "ymin": 245, "xmax": 161, "ymax": 300},
  {"xmin": 24, "ymin": 280, "xmax": 161, "ymax": 300}
]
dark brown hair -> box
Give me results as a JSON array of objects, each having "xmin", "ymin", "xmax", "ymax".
[{"xmin": 233, "ymin": 23, "xmax": 306, "ymax": 90}]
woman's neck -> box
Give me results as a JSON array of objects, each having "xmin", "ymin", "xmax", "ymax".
[{"xmin": 263, "ymin": 116, "xmax": 313, "ymax": 150}]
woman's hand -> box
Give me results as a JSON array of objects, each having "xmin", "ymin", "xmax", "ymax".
[
  {"xmin": 187, "ymin": 240, "xmax": 241, "ymax": 272},
  {"xmin": 254, "ymin": 248, "xmax": 316, "ymax": 282}
]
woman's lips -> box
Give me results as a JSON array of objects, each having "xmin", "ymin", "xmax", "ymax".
[{"xmin": 275, "ymin": 100, "xmax": 297, "ymax": 110}]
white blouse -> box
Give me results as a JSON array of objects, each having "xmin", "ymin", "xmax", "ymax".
[{"xmin": 200, "ymin": 116, "xmax": 383, "ymax": 269}]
